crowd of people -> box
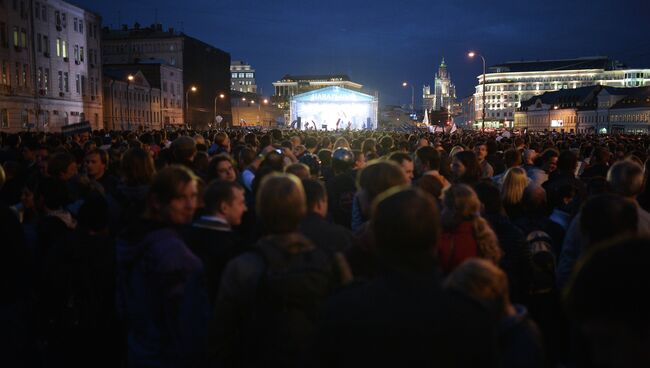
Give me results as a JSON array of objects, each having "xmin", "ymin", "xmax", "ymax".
[{"xmin": 1, "ymin": 127, "xmax": 649, "ymax": 367}]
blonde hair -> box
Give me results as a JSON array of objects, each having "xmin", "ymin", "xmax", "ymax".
[
  {"xmin": 501, "ymin": 167, "xmax": 528, "ymax": 205},
  {"xmin": 445, "ymin": 258, "xmax": 510, "ymax": 318},
  {"xmin": 442, "ymin": 184, "xmax": 503, "ymax": 264},
  {"xmin": 256, "ymin": 173, "xmax": 306, "ymax": 234},
  {"xmin": 333, "ymin": 137, "xmax": 350, "ymax": 149},
  {"xmin": 449, "ymin": 145, "xmax": 465, "ymax": 158}
]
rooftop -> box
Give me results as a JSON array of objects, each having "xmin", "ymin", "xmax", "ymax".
[
  {"xmin": 489, "ymin": 57, "xmax": 625, "ymax": 73},
  {"xmin": 278, "ymin": 74, "xmax": 353, "ymax": 82}
]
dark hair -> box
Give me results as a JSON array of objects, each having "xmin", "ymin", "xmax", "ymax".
[
  {"xmin": 148, "ymin": 165, "xmax": 197, "ymax": 206},
  {"xmin": 415, "ymin": 146, "xmax": 440, "ymax": 171},
  {"xmin": 305, "ymin": 136, "xmax": 318, "ymax": 150},
  {"xmin": 503, "ymin": 148, "xmax": 522, "ymax": 168},
  {"xmin": 372, "ymin": 188, "xmax": 440, "ymax": 267},
  {"xmin": 580, "ymin": 194, "xmax": 637, "ymax": 248},
  {"xmin": 37, "ymin": 177, "xmax": 70, "ymax": 210},
  {"xmin": 453, "ymin": 151, "xmax": 481, "ymax": 186},
  {"xmin": 302, "ymin": 178, "xmax": 327, "ymax": 211},
  {"xmin": 607, "ymin": 160, "xmax": 644, "ymax": 197},
  {"xmin": 557, "ymin": 150, "xmax": 578, "ymax": 173},
  {"xmin": 474, "ymin": 181, "xmax": 503, "ymax": 215},
  {"xmin": 207, "ymin": 154, "xmax": 235, "ymax": 182},
  {"xmin": 388, "ymin": 152, "xmax": 412, "ymax": 165},
  {"xmin": 47, "ymin": 151, "xmax": 75, "ymax": 178},
  {"xmin": 203, "ymin": 180, "xmax": 243, "ymax": 215},
  {"xmin": 121, "ymin": 147, "xmax": 156, "ymax": 186}
]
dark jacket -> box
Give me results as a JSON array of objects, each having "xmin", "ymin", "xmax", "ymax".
[
  {"xmin": 499, "ymin": 305, "xmax": 546, "ymax": 368},
  {"xmin": 183, "ymin": 218, "xmax": 244, "ymax": 304},
  {"xmin": 299, "ymin": 212, "xmax": 353, "ymax": 253},
  {"xmin": 316, "ymin": 266, "xmax": 498, "ymax": 367},
  {"xmin": 326, "ymin": 171, "xmax": 356, "ymax": 229},
  {"xmin": 116, "ymin": 221, "xmax": 209, "ymax": 368}
]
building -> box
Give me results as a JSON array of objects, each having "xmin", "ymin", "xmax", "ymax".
[
  {"xmin": 102, "ymin": 24, "xmax": 231, "ymax": 128},
  {"xmin": 289, "ymin": 86, "xmax": 378, "ymax": 130},
  {"xmin": 231, "ymin": 60, "xmax": 256, "ymax": 93},
  {"xmin": 454, "ymin": 95, "xmax": 475, "ymax": 129},
  {"xmin": 272, "ymin": 74, "xmax": 363, "ymax": 110},
  {"xmin": 230, "ymin": 91, "xmax": 280, "ymax": 127},
  {"xmin": 423, "ymin": 58, "xmax": 456, "ymax": 111},
  {"xmin": 472, "ymin": 56, "xmax": 650, "ymax": 129},
  {"xmin": 0, "ymin": 0, "xmax": 103, "ymax": 131},
  {"xmin": 103, "ymin": 61, "xmax": 183, "ymax": 126},
  {"xmin": 103, "ymin": 68, "xmax": 161, "ymax": 130},
  {"xmin": 514, "ymin": 85, "xmax": 650, "ymax": 133}
]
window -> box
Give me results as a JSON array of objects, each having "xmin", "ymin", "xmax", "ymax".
[
  {"xmin": 73, "ymin": 18, "xmax": 77, "ymax": 31},
  {"xmin": 37, "ymin": 67, "xmax": 42, "ymax": 88},
  {"xmin": 56, "ymin": 38, "xmax": 60, "ymax": 56},
  {"xmin": 1, "ymin": 61, "xmax": 7, "ymax": 85},
  {"xmin": 15, "ymin": 62, "xmax": 19, "ymax": 85},
  {"xmin": 79, "ymin": 21, "xmax": 83, "ymax": 34},
  {"xmin": 1, "ymin": 108, "xmax": 7, "ymax": 128},
  {"xmin": 80, "ymin": 75, "xmax": 85, "ymax": 95},
  {"xmin": 44, "ymin": 68, "xmax": 49, "ymax": 92},
  {"xmin": 75, "ymin": 74, "xmax": 79, "ymax": 93},
  {"xmin": 74, "ymin": 44, "xmax": 78, "ymax": 61},
  {"xmin": 58, "ymin": 71, "xmax": 62, "ymax": 91},
  {"xmin": 62, "ymin": 40, "xmax": 67, "ymax": 58},
  {"xmin": 0, "ymin": 22, "xmax": 7, "ymax": 47},
  {"xmin": 64, "ymin": 72, "xmax": 68, "ymax": 92},
  {"xmin": 43, "ymin": 35, "xmax": 49, "ymax": 54},
  {"xmin": 232, "ymin": 72, "xmax": 237, "ymax": 78},
  {"xmin": 80, "ymin": 47, "xmax": 84, "ymax": 62},
  {"xmin": 246, "ymin": 73, "xmax": 254, "ymax": 78},
  {"xmin": 55, "ymin": 11, "xmax": 60, "ymax": 27},
  {"xmin": 20, "ymin": 29, "xmax": 26, "ymax": 48},
  {"xmin": 22, "ymin": 63, "xmax": 26, "ymax": 85},
  {"xmin": 13, "ymin": 26, "xmax": 18, "ymax": 47},
  {"xmin": 61, "ymin": 13, "xmax": 66, "ymax": 28}
]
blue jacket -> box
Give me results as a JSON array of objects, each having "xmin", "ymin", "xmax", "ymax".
[{"xmin": 117, "ymin": 223, "xmax": 209, "ymax": 368}]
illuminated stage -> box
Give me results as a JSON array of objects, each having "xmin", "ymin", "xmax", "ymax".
[{"xmin": 290, "ymin": 86, "xmax": 378, "ymax": 130}]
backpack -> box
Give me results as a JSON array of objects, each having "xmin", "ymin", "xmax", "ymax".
[
  {"xmin": 526, "ymin": 230, "xmax": 557, "ymax": 295},
  {"xmin": 251, "ymin": 238, "xmax": 337, "ymax": 365}
]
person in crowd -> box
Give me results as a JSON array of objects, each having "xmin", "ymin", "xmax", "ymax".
[
  {"xmin": 527, "ymin": 148, "xmax": 558, "ymax": 186},
  {"xmin": 439, "ymin": 184, "xmax": 502, "ymax": 275},
  {"xmin": 451, "ymin": 151, "xmax": 482, "ymax": 187},
  {"xmin": 318, "ymin": 188, "xmax": 498, "ymax": 367},
  {"xmin": 326, "ymin": 147, "xmax": 357, "ymax": 228},
  {"xmin": 116, "ymin": 165, "xmax": 208, "ymax": 368},
  {"xmin": 184, "ymin": 180, "xmax": 247, "ymax": 304},
  {"xmin": 84, "ymin": 148, "xmax": 118, "ymax": 196},
  {"xmin": 415, "ymin": 145, "xmax": 450, "ymax": 188},
  {"xmin": 299, "ymin": 178, "xmax": 353, "ymax": 253},
  {"xmin": 446, "ymin": 259, "xmax": 546, "ymax": 368},
  {"xmin": 579, "ymin": 147, "xmax": 610, "ymax": 180},
  {"xmin": 210, "ymin": 173, "xmax": 349, "ymax": 367},
  {"xmin": 474, "ymin": 141, "xmax": 494, "ymax": 178},
  {"xmin": 564, "ymin": 237, "xmax": 650, "ymax": 368},
  {"xmin": 579, "ymin": 194, "xmax": 638, "ymax": 250},
  {"xmin": 388, "ymin": 151, "xmax": 415, "ymax": 181},
  {"xmin": 501, "ymin": 167, "xmax": 529, "ymax": 221},
  {"xmin": 492, "ymin": 148, "xmax": 522, "ymax": 188},
  {"xmin": 543, "ymin": 150, "xmax": 585, "ymax": 206},
  {"xmin": 285, "ymin": 162, "xmax": 311, "ymax": 179},
  {"xmin": 206, "ymin": 154, "xmax": 237, "ymax": 182},
  {"xmin": 170, "ymin": 136, "xmax": 198, "ymax": 169}
]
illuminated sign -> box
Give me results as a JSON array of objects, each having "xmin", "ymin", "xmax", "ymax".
[{"xmin": 551, "ymin": 119, "xmax": 564, "ymax": 127}]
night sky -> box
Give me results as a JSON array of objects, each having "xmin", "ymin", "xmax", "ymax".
[{"xmin": 77, "ymin": 0, "xmax": 650, "ymax": 107}]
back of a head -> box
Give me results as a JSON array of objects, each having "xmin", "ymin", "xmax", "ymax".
[
  {"xmin": 557, "ymin": 150, "xmax": 578, "ymax": 173},
  {"xmin": 474, "ymin": 181, "xmax": 503, "ymax": 215},
  {"xmin": 580, "ymin": 194, "xmax": 638, "ymax": 248},
  {"xmin": 565, "ymin": 237, "xmax": 650, "ymax": 368},
  {"xmin": 501, "ymin": 167, "xmax": 528, "ymax": 205},
  {"xmin": 302, "ymin": 178, "xmax": 327, "ymax": 211},
  {"xmin": 372, "ymin": 188, "xmax": 440, "ymax": 262},
  {"xmin": 503, "ymin": 148, "xmax": 522, "ymax": 168},
  {"xmin": 256, "ymin": 173, "xmax": 306, "ymax": 234},
  {"xmin": 445, "ymin": 258, "xmax": 510, "ymax": 320},
  {"xmin": 47, "ymin": 151, "xmax": 75, "ymax": 177},
  {"xmin": 416, "ymin": 146, "xmax": 440, "ymax": 171},
  {"xmin": 38, "ymin": 177, "xmax": 70, "ymax": 210},
  {"xmin": 416, "ymin": 174, "xmax": 443, "ymax": 199},
  {"xmin": 358, "ymin": 160, "xmax": 409, "ymax": 205},
  {"xmin": 388, "ymin": 151, "xmax": 411, "ymax": 166},
  {"xmin": 522, "ymin": 185, "xmax": 548, "ymax": 214},
  {"xmin": 442, "ymin": 184, "xmax": 481, "ymax": 226},
  {"xmin": 285, "ymin": 162, "xmax": 311, "ymax": 180},
  {"xmin": 122, "ymin": 147, "xmax": 156, "ymax": 186},
  {"xmin": 607, "ymin": 159, "xmax": 644, "ymax": 198},
  {"xmin": 203, "ymin": 180, "xmax": 241, "ymax": 215},
  {"xmin": 171, "ymin": 136, "xmax": 197, "ymax": 163}
]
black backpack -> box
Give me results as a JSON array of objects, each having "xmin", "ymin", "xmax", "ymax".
[
  {"xmin": 252, "ymin": 237, "xmax": 337, "ymax": 366},
  {"xmin": 526, "ymin": 230, "xmax": 557, "ymax": 295}
]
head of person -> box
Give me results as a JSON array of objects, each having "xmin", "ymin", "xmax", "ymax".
[
  {"xmin": 580, "ymin": 194, "xmax": 638, "ymax": 249},
  {"xmin": 474, "ymin": 181, "xmax": 504, "ymax": 216},
  {"xmin": 203, "ymin": 180, "xmax": 247, "ymax": 226},
  {"xmin": 36, "ymin": 177, "xmax": 70, "ymax": 211},
  {"xmin": 416, "ymin": 174, "xmax": 444, "ymax": 199},
  {"xmin": 473, "ymin": 142, "xmax": 488, "ymax": 162},
  {"xmin": 372, "ymin": 187, "xmax": 440, "ymax": 271},
  {"xmin": 298, "ymin": 153, "xmax": 322, "ymax": 178},
  {"xmin": 285, "ymin": 162, "xmax": 311, "ymax": 180},
  {"xmin": 415, "ymin": 146, "xmax": 441, "ymax": 175},
  {"xmin": 331, "ymin": 147, "xmax": 355, "ymax": 175},
  {"xmin": 389, "ymin": 152, "xmax": 414, "ymax": 180},
  {"xmin": 47, "ymin": 151, "xmax": 78, "ymax": 181},
  {"xmin": 121, "ymin": 147, "xmax": 156, "ymax": 186},
  {"xmin": 451, "ymin": 151, "xmax": 481, "ymax": 185},
  {"xmin": 501, "ymin": 167, "xmax": 528, "ymax": 206},
  {"xmin": 592, "ymin": 147, "xmax": 611, "ymax": 165},
  {"xmin": 146, "ymin": 165, "xmax": 199, "ymax": 225},
  {"xmin": 557, "ymin": 150, "xmax": 578, "ymax": 174},
  {"xmin": 536, "ymin": 148, "xmax": 559, "ymax": 173},
  {"xmin": 503, "ymin": 148, "xmax": 522, "ymax": 169},
  {"xmin": 170, "ymin": 136, "xmax": 197, "ymax": 164},
  {"xmin": 304, "ymin": 136, "xmax": 318, "ymax": 152},
  {"xmin": 256, "ymin": 173, "xmax": 306, "ymax": 234},
  {"xmin": 521, "ymin": 185, "xmax": 548, "ymax": 216},
  {"xmin": 607, "ymin": 160, "xmax": 644, "ymax": 199},
  {"xmin": 333, "ymin": 137, "xmax": 350, "ymax": 149},
  {"xmin": 317, "ymin": 149, "xmax": 332, "ymax": 168},
  {"xmin": 362, "ymin": 138, "xmax": 377, "ymax": 154},
  {"xmin": 207, "ymin": 154, "xmax": 237, "ymax": 182},
  {"xmin": 302, "ymin": 178, "xmax": 328, "ymax": 218},
  {"xmin": 441, "ymin": 184, "xmax": 481, "ymax": 229},
  {"xmin": 352, "ymin": 149, "xmax": 366, "ymax": 170},
  {"xmin": 357, "ymin": 160, "xmax": 410, "ymax": 218},
  {"xmin": 565, "ymin": 238, "xmax": 650, "ymax": 368},
  {"xmin": 213, "ymin": 132, "xmax": 231, "ymax": 151},
  {"xmin": 445, "ymin": 258, "xmax": 512, "ymax": 321},
  {"xmin": 84, "ymin": 148, "xmax": 108, "ymax": 180}
]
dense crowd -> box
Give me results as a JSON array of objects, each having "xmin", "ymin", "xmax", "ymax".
[{"xmin": 1, "ymin": 127, "xmax": 649, "ymax": 368}]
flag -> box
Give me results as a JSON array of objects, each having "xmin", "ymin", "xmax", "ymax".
[
  {"xmin": 450, "ymin": 123, "xmax": 457, "ymax": 134},
  {"xmin": 423, "ymin": 109, "xmax": 429, "ymax": 125}
]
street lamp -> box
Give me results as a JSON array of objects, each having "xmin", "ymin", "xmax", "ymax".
[
  {"xmin": 185, "ymin": 85, "xmax": 197, "ymax": 126},
  {"xmin": 127, "ymin": 75, "xmax": 134, "ymax": 130},
  {"xmin": 402, "ymin": 81, "xmax": 415, "ymax": 114},
  {"xmin": 468, "ymin": 51, "xmax": 487, "ymax": 130},
  {"xmin": 214, "ymin": 92, "xmax": 226, "ymax": 128}
]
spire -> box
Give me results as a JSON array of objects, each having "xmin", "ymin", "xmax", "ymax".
[{"xmin": 440, "ymin": 57, "xmax": 446, "ymax": 68}]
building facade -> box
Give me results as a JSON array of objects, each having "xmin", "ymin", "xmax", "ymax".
[
  {"xmin": 231, "ymin": 60, "xmax": 256, "ymax": 93},
  {"xmin": 103, "ymin": 68, "xmax": 161, "ymax": 130},
  {"xmin": 272, "ymin": 74, "xmax": 363, "ymax": 110},
  {"xmin": 423, "ymin": 58, "xmax": 456, "ymax": 111},
  {"xmin": 103, "ymin": 62, "xmax": 183, "ymax": 126},
  {"xmin": 514, "ymin": 85, "xmax": 650, "ymax": 133},
  {"xmin": 102, "ymin": 24, "xmax": 231, "ymax": 128},
  {"xmin": 473, "ymin": 56, "xmax": 650, "ymax": 129},
  {"xmin": 0, "ymin": 0, "xmax": 103, "ymax": 131}
]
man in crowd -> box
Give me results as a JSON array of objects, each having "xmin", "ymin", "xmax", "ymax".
[{"xmin": 389, "ymin": 151, "xmax": 415, "ymax": 181}]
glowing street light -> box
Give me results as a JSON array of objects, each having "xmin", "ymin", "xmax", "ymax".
[
  {"xmin": 185, "ymin": 85, "xmax": 198, "ymax": 125},
  {"xmin": 214, "ymin": 92, "xmax": 227, "ymax": 128},
  {"xmin": 468, "ymin": 51, "xmax": 487, "ymax": 130},
  {"xmin": 402, "ymin": 81, "xmax": 415, "ymax": 114}
]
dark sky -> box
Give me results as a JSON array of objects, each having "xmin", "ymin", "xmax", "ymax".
[{"xmin": 78, "ymin": 0, "xmax": 650, "ymax": 107}]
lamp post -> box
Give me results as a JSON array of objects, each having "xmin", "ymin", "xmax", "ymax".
[
  {"xmin": 214, "ymin": 92, "xmax": 225, "ymax": 128},
  {"xmin": 185, "ymin": 85, "xmax": 197, "ymax": 127},
  {"xmin": 402, "ymin": 81, "xmax": 415, "ymax": 114},
  {"xmin": 127, "ymin": 74, "xmax": 134, "ymax": 130},
  {"xmin": 468, "ymin": 51, "xmax": 486, "ymax": 130}
]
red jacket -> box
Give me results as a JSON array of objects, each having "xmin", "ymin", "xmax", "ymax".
[{"xmin": 438, "ymin": 221, "xmax": 478, "ymax": 274}]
